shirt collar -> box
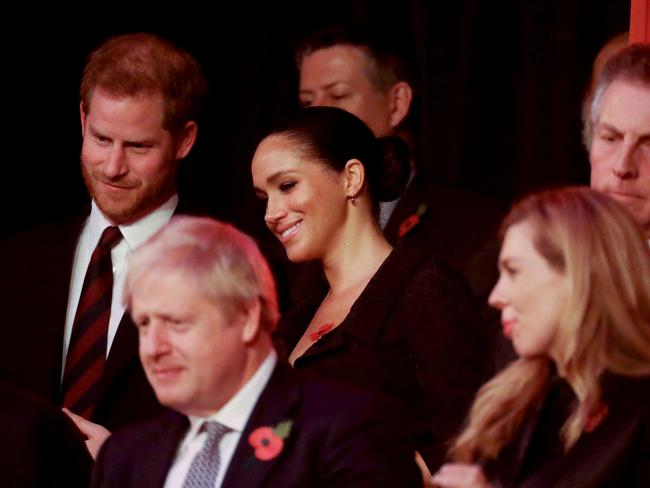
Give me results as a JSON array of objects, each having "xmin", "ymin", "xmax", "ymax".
[
  {"xmin": 187, "ymin": 350, "xmax": 278, "ymax": 434},
  {"xmin": 88, "ymin": 194, "xmax": 178, "ymax": 249}
]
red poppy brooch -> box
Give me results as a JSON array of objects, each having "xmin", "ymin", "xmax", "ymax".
[
  {"xmin": 248, "ymin": 420, "xmax": 293, "ymax": 461},
  {"xmin": 583, "ymin": 402, "xmax": 609, "ymax": 433},
  {"xmin": 398, "ymin": 203, "xmax": 428, "ymax": 238},
  {"xmin": 309, "ymin": 322, "xmax": 334, "ymax": 342}
]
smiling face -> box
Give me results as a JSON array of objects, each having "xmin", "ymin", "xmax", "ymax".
[
  {"xmin": 80, "ymin": 89, "xmax": 195, "ymax": 225},
  {"xmin": 132, "ymin": 271, "xmax": 247, "ymax": 417},
  {"xmin": 299, "ymin": 45, "xmax": 394, "ymax": 137},
  {"xmin": 488, "ymin": 220, "xmax": 568, "ymax": 360},
  {"xmin": 590, "ymin": 79, "xmax": 650, "ymax": 237},
  {"xmin": 251, "ymin": 135, "xmax": 348, "ymax": 263}
]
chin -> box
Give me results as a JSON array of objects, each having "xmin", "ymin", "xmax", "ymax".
[{"xmin": 285, "ymin": 245, "xmax": 313, "ymax": 263}]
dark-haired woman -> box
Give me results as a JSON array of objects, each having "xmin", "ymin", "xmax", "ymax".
[{"xmin": 251, "ymin": 107, "xmax": 491, "ymax": 471}]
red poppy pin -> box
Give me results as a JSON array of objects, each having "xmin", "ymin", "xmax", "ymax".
[
  {"xmin": 309, "ymin": 322, "xmax": 334, "ymax": 342},
  {"xmin": 248, "ymin": 420, "xmax": 292, "ymax": 461},
  {"xmin": 583, "ymin": 403, "xmax": 609, "ymax": 433},
  {"xmin": 398, "ymin": 203, "xmax": 428, "ymax": 238}
]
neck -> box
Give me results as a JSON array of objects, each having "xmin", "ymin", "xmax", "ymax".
[{"xmin": 321, "ymin": 215, "xmax": 392, "ymax": 295}]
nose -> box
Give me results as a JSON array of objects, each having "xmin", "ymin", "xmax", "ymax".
[
  {"xmin": 488, "ymin": 275, "xmax": 506, "ymax": 310},
  {"xmin": 612, "ymin": 140, "xmax": 639, "ymax": 180},
  {"xmin": 139, "ymin": 323, "xmax": 171, "ymax": 361},
  {"xmin": 103, "ymin": 144, "xmax": 129, "ymax": 179},
  {"xmin": 264, "ymin": 195, "xmax": 287, "ymax": 227}
]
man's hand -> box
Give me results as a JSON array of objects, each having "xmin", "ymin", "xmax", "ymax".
[{"xmin": 62, "ymin": 408, "xmax": 111, "ymax": 460}]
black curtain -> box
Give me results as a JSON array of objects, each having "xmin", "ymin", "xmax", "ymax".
[{"xmin": 4, "ymin": 0, "xmax": 629, "ymax": 238}]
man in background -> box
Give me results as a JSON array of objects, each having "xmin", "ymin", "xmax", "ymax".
[
  {"xmin": 585, "ymin": 43, "xmax": 650, "ymax": 240},
  {"xmin": 296, "ymin": 24, "xmax": 502, "ymax": 301}
]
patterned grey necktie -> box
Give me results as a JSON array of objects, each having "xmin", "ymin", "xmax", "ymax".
[{"xmin": 182, "ymin": 421, "xmax": 232, "ymax": 488}]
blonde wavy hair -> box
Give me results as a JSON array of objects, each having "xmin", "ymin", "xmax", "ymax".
[{"xmin": 452, "ymin": 186, "xmax": 650, "ymax": 462}]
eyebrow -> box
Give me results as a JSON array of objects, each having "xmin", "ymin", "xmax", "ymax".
[
  {"xmin": 253, "ymin": 169, "xmax": 296, "ymax": 194},
  {"xmin": 299, "ymin": 81, "xmax": 347, "ymax": 94},
  {"xmin": 266, "ymin": 169, "xmax": 296, "ymax": 184},
  {"xmin": 594, "ymin": 122, "xmax": 621, "ymax": 133},
  {"xmin": 88, "ymin": 125, "xmax": 155, "ymax": 146},
  {"xmin": 597, "ymin": 122, "xmax": 650, "ymax": 141}
]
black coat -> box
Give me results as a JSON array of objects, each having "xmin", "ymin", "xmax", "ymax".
[
  {"xmin": 0, "ymin": 211, "xmax": 165, "ymax": 431},
  {"xmin": 92, "ymin": 363, "xmax": 423, "ymax": 488},
  {"xmin": 485, "ymin": 374, "xmax": 650, "ymax": 487},
  {"xmin": 383, "ymin": 174, "xmax": 514, "ymax": 369},
  {"xmin": 276, "ymin": 245, "xmax": 492, "ymax": 470},
  {"xmin": 0, "ymin": 380, "xmax": 92, "ymax": 488}
]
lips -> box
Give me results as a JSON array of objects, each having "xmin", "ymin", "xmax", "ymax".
[
  {"xmin": 149, "ymin": 365, "xmax": 184, "ymax": 382},
  {"xmin": 502, "ymin": 319, "xmax": 515, "ymax": 338},
  {"xmin": 99, "ymin": 179, "xmax": 137, "ymax": 192},
  {"xmin": 605, "ymin": 189, "xmax": 643, "ymax": 202},
  {"xmin": 277, "ymin": 221, "xmax": 302, "ymax": 243}
]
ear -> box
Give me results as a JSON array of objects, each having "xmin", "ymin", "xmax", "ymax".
[
  {"xmin": 80, "ymin": 101, "xmax": 87, "ymax": 137},
  {"xmin": 343, "ymin": 158, "xmax": 365, "ymax": 198},
  {"xmin": 387, "ymin": 81, "xmax": 413, "ymax": 129},
  {"xmin": 241, "ymin": 298, "xmax": 262, "ymax": 344},
  {"xmin": 173, "ymin": 121, "xmax": 198, "ymax": 161}
]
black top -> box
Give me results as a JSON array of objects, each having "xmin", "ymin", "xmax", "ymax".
[
  {"xmin": 275, "ymin": 245, "xmax": 492, "ymax": 470},
  {"xmin": 485, "ymin": 373, "xmax": 650, "ymax": 488},
  {"xmin": 0, "ymin": 379, "xmax": 92, "ymax": 488}
]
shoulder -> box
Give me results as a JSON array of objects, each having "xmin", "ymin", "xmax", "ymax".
[
  {"xmin": 0, "ymin": 380, "xmax": 92, "ymax": 487},
  {"xmin": 414, "ymin": 177, "xmax": 505, "ymax": 224},
  {"xmin": 104, "ymin": 409, "xmax": 186, "ymax": 449},
  {"xmin": 0, "ymin": 210, "xmax": 87, "ymax": 259},
  {"xmin": 378, "ymin": 245, "xmax": 467, "ymax": 288},
  {"xmin": 384, "ymin": 246, "xmax": 478, "ymax": 317}
]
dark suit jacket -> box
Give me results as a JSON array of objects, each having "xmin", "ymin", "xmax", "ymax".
[
  {"xmin": 383, "ymin": 172, "xmax": 504, "ymax": 300},
  {"xmin": 276, "ymin": 246, "xmax": 492, "ymax": 471},
  {"xmin": 0, "ymin": 379, "xmax": 92, "ymax": 488},
  {"xmin": 485, "ymin": 374, "xmax": 650, "ymax": 487},
  {"xmin": 92, "ymin": 363, "xmax": 423, "ymax": 488},
  {"xmin": 381, "ymin": 173, "xmax": 515, "ymax": 370},
  {"xmin": 0, "ymin": 210, "xmax": 165, "ymax": 431}
]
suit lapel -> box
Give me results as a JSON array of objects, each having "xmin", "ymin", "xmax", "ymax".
[
  {"xmin": 96, "ymin": 311, "xmax": 140, "ymax": 400},
  {"xmin": 383, "ymin": 173, "xmax": 428, "ymax": 244},
  {"xmin": 44, "ymin": 212, "xmax": 89, "ymax": 401},
  {"xmin": 221, "ymin": 363, "xmax": 301, "ymax": 488},
  {"xmin": 136, "ymin": 412, "xmax": 189, "ymax": 488}
]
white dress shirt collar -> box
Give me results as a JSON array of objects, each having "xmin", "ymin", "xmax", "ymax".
[
  {"xmin": 87, "ymin": 194, "xmax": 179, "ymax": 250},
  {"xmin": 186, "ymin": 350, "xmax": 278, "ymax": 435}
]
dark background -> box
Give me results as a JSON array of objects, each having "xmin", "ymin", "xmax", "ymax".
[{"xmin": 6, "ymin": 1, "xmax": 629, "ymax": 240}]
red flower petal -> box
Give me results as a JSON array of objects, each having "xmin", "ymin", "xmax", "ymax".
[
  {"xmin": 398, "ymin": 214, "xmax": 420, "ymax": 238},
  {"xmin": 584, "ymin": 403, "xmax": 609, "ymax": 433},
  {"xmin": 248, "ymin": 427, "xmax": 284, "ymax": 460},
  {"xmin": 309, "ymin": 322, "xmax": 334, "ymax": 342}
]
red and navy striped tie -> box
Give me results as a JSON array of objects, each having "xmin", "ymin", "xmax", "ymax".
[{"xmin": 61, "ymin": 226, "xmax": 122, "ymax": 419}]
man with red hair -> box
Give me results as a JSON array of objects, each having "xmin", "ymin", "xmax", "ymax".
[{"xmin": 0, "ymin": 32, "xmax": 206, "ymax": 458}]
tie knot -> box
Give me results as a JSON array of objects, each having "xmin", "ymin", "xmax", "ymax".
[
  {"xmin": 98, "ymin": 226, "xmax": 123, "ymax": 250},
  {"xmin": 202, "ymin": 421, "xmax": 231, "ymax": 442}
]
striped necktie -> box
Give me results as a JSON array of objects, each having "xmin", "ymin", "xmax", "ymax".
[{"xmin": 61, "ymin": 225, "xmax": 122, "ymax": 419}]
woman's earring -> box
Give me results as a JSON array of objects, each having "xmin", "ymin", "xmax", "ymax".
[{"xmin": 349, "ymin": 194, "xmax": 356, "ymax": 205}]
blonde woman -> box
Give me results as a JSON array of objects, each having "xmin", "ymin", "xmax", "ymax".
[{"xmin": 433, "ymin": 186, "xmax": 650, "ymax": 488}]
